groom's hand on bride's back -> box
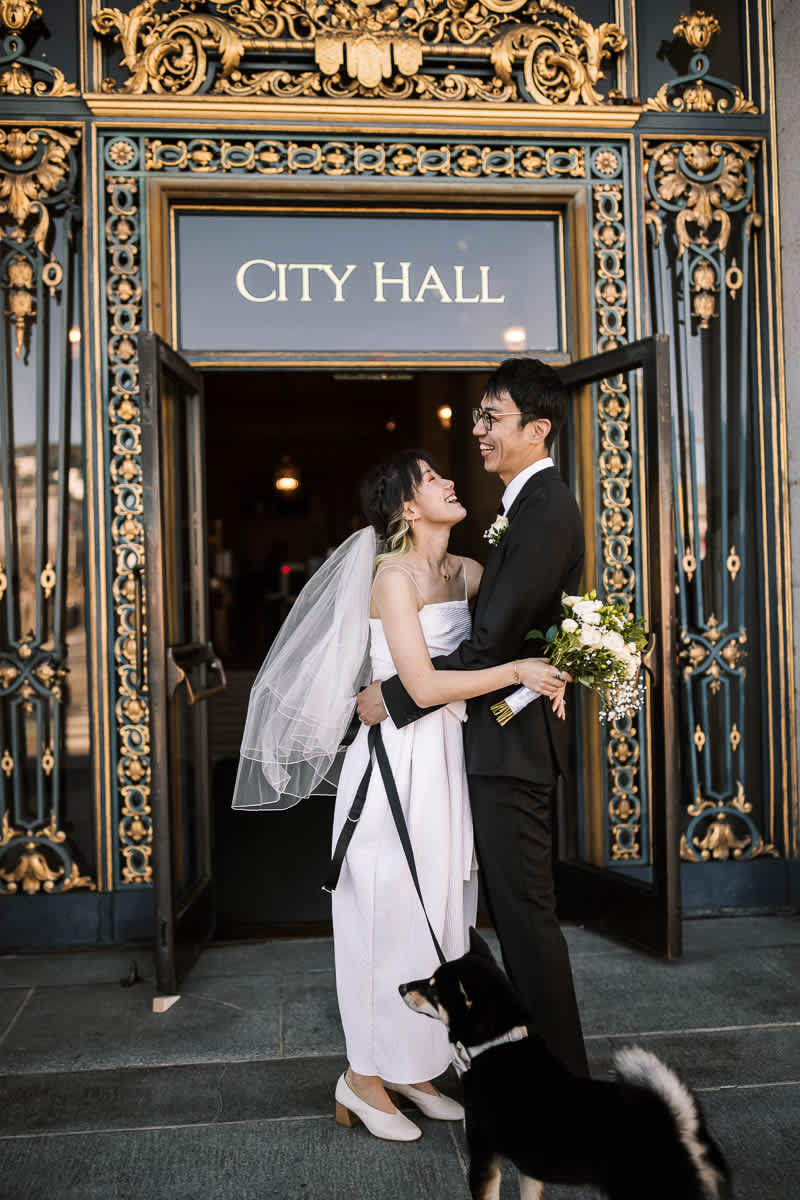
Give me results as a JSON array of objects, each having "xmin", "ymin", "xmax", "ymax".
[{"xmin": 357, "ymin": 681, "xmax": 388, "ymax": 725}]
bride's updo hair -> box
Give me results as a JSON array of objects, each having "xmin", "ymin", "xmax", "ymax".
[{"xmin": 361, "ymin": 450, "xmax": 439, "ymax": 567}]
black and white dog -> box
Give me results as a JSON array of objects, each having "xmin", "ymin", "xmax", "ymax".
[{"xmin": 400, "ymin": 930, "xmax": 731, "ymax": 1200}]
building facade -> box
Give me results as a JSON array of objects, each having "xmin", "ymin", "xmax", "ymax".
[{"xmin": 0, "ymin": 0, "xmax": 797, "ymax": 952}]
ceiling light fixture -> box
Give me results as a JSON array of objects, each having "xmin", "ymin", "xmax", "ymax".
[{"xmin": 274, "ymin": 455, "xmax": 301, "ymax": 493}]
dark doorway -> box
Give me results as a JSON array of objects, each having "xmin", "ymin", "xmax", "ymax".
[{"xmin": 204, "ymin": 370, "xmax": 493, "ymax": 937}]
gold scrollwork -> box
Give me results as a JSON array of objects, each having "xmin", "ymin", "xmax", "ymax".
[
  {"xmin": 645, "ymin": 140, "xmax": 758, "ymax": 259},
  {"xmin": 0, "ymin": 126, "xmax": 80, "ymax": 357},
  {"xmin": 0, "ymin": 810, "xmax": 95, "ymax": 894},
  {"xmin": 644, "ymin": 11, "xmax": 757, "ymax": 115},
  {"xmin": 105, "ymin": 169, "xmax": 153, "ymax": 886},
  {"xmin": 93, "ymin": 0, "xmax": 627, "ymax": 105},
  {"xmin": 590, "ymin": 176, "xmax": 641, "ymax": 861},
  {"xmin": 490, "ymin": 2, "xmax": 626, "ymax": 106},
  {"xmin": 144, "ymin": 136, "xmax": 587, "ymax": 182},
  {"xmin": 693, "ymin": 725, "xmax": 706, "ymax": 752},
  {"xmin": 0, "ymin": 1, "xmax": 79, "ymax": 96},
  {"xmin": 681, "ymin": 780, "xmax": 779, "ymax": 861},
  {"xmin": 644, "ymin": 139, "xmax": 760, "ymax": 333}
]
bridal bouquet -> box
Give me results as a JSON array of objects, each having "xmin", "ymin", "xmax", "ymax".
[{"xmin": 491, "ymin": 591, "xmax": 649, "ymax": 726}]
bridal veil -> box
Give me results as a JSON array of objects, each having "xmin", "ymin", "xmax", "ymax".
[{"xmin": 232, "ymin": 527, "xmax": 376, "ymax": 810}]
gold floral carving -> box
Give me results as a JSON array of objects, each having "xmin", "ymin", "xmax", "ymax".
[
  {"xmin": 93, "ymin": 0, "xmax": 627, "ymax": 104},
  {"xmin": 0, "ymin": 811, "xmax": 95, "ymax": 894},
  {"xmin": 0, "ymin": 126, "xmax": 80, "ymax": 356},
  {"xmin": 0, "ymin": 1, "xmax": 41, "ymax": 31},
  {"xmin": 644, "ymin": 10, "xmax": 756, "ymax": 115},
  {"xmin": 490, "ymin": 1, "xmax": 626, "ymax": 106},
  {"xmin": 590, "ymin": 180, "xmax": 641, "ymax": 861},
  {"xmin": 674, "ymin": 10, "xmax": 719, "ymax": 51},
  {"xmin": 104, "ymin": 171, "xmax": 153, "ymax": 886},
  {"xmin": 681, "ymin": 782, "xmax": 779, "ymax": 861},
  {"xmin": 645, "ymin": 141, "xmax": 757, "ymax": 257},
  {"xmin": 0, "ymin": 1, "xmax": 79, "ymax": 96},
  {"xmin": 644, "ymin": 140, "xmax": 760, "ymax": 330}
]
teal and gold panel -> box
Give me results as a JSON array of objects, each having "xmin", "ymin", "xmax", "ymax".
[
  {"xmin": 0, "ymin": 123, "xmax": 95, "ymax": 896},
  {"xmin": 644, "ymin": 133, "xmax": 786, "ymax": 863},
  {"xmin": 589, "ymin": 170, "xmax": 649, "ymax": 863}
]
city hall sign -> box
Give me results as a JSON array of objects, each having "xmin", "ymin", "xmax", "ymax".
[{"xmin": 172, "ymin": 206, "xmax": 566, "ymax": 365}]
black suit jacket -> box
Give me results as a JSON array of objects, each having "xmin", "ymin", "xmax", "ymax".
[{"xmin": 381, "ymin": 467, "xmax": 585, "ymax": 784}]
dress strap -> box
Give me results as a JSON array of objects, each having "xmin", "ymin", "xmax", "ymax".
[
  {"xmin": 373, "ymin": 563, "xmax": 425, "ymax": 598},
  {"xmin": 460, "ymin": 559, "xmax": 468, "ymax": 601}
]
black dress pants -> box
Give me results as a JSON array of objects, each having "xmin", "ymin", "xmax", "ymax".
[{"xmin": 469, "ymin": 774, "xmax": 589, "ymax": 1078}]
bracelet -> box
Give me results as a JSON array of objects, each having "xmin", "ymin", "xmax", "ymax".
[{"xmin": 512, "ymin": 662, "xmax": 520, "ymax": 685}]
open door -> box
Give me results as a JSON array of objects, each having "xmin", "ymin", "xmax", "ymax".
[
  {"xmin": 555, "ymin": 335, "xmax": 681, "ymax": 958},
  {"xmin": 140, "ymin": 332, "xmax": 225, "ymax": 999}
]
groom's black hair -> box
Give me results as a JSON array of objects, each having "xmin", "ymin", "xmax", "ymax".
[
  {"xmin": 360, "ymin": 449, "xmax": 442, "ymax": 539},
  {"xmin": 483, "ymin": 358, "xmax": 569, "ymax": 450}
]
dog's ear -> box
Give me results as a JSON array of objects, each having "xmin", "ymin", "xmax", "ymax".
[{"xmin": 468, "ymin": 928, "xmax": 495, "ymax": 961}]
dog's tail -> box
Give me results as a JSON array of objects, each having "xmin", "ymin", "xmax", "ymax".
[{"xmin": 613, "ymin": 1047, "xmax": 729, "ymax": 1200}]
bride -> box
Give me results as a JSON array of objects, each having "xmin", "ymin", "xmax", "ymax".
[{"xmin": 233, "ymin": 449, "xmax": 565, "ymax": 1142}]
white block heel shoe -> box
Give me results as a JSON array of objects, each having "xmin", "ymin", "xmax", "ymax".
[
  {"xmin": 384, "ymin": 1082, "xmax": 464, "ymax": 1121},
  {"xmin": 334, "ymin": 1073, "xmax": 422, "ymax": 1141}
]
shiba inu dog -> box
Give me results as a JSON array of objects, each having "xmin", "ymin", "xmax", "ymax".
[{"xmin": 401, "ymin": 930, "xmax": 731, "ymax": 1200}]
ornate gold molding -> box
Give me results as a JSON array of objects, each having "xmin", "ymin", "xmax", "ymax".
[
  {"xmin": 644, "ymin": 10, "xmax": 757, "ymax": 115},
  {"xmin": 104, "ymin": 169, "xmax": 153, "ymax": 887},
  {"xmin": 680, "ymin": 782, "xmax": 778, "ymax": 862},
  {"xmin": 144, "ymin": 134, "xmax": 587, "ymax": 179},
  {"xmin": 590, "ymin": 179, "xmax": 642, "ymax": 862},
  {"xmin": 0, "ymin": 126, "xmax": 80, "ymax": 357},
  {"xmin": 0, "ymin": 1, "xmax": 79, "ymax": 96},
  {"xmin": 0, "ymin": 812, "xmax": 95, "ymax": 894},
  {"xmin": 644, "ymin": 139, "xmax": 760, "ymax": 331},
  {"xmin": 93, "ymin": 0, "xmax": 627, "ymax": 104}
]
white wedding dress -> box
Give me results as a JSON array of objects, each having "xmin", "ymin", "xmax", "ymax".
[{"xmin": 332, "ymin": 581, "xmax": 478, "ymax": 1083}]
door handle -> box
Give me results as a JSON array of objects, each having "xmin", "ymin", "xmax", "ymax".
[{"xmin": 166, "ymin": 641, "xmax": 227, "ymax": 705}]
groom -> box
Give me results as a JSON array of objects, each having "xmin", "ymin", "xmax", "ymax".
[{"xmin": 357, "ymin": 357, "xmax": 588, "ymax": 1078}]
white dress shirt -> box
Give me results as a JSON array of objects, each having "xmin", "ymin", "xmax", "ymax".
[{"xmin": 500, "ymin": 455, "xmax": 554, "ymax": 515}]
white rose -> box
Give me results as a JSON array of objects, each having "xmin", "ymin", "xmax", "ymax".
[
  {"xmin": 561, "ymin": 618, "xmax": 578, "ymax": 633},
  {"xmin": 562, "ymin": 595, "xmax": 583, "ymax": 607},
  {"xmin": 579, "ymin": 625, "xmax": 602, "ymax": 647},
  {"xmin": 626, "ymin": 641, "xmax": 637, "ymax": 653},
  {"xmin": 602, "ymin": 631, "xmax": 625, "ymax": 653},
  {"xmin": 573, "ymin": 603, "xmax": 601, "ymax": 625}
]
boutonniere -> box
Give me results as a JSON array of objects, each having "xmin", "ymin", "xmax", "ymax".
[{"xmin": 483, "ymin": 515, "xmax": 509, "ymax": 547}]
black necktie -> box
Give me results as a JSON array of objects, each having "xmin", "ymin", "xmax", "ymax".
[{"xmin": 498, "ymin": 501, "xmax": 506, "ymax": 517}]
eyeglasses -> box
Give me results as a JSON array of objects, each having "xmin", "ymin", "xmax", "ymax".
[{"xmin": 471, "ymin": 407, "xmax": 521, "ymax": 432}]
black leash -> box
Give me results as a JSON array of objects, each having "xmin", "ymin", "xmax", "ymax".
[
  {"xmin": 323, "ymin": 724, "xmax": 446, "ymax": 966},
  {"xmin": 322, "ymin": 725, "xmax": 378, "ymax": 895}
]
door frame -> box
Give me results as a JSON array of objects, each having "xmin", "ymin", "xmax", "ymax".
[
  {"xmin": 140, "ymin": 331, "xmax": 215, "ymax": 996},
  {"xmin": 557, "ymin": 334, "xmax": 682, "ymax": 958}
]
